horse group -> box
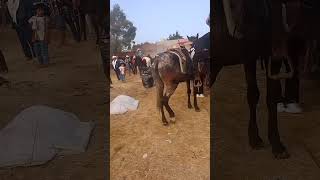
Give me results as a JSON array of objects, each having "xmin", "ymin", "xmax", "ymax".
[{"xmin": 151, "ymin": 0, "xmax": 320, "ymax": 159}]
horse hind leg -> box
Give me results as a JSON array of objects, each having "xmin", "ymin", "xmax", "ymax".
[
  {"xmin": 155, "ymin": 78, "xmax": 168, "ymax": 126},
  {"xmin": 163, "ymin": 82, "xmax": 178, "ymax": 123},
  {"xmin": 244, "ymin": 62, "xmax": 265, "ymax": 150}
]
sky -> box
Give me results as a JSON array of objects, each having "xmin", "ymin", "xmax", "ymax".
[{"xmin": 110, "ymin": 0, "xmax": 210, "ymax": 44}]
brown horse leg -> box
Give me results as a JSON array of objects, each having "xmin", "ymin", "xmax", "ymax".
[
  {"xmin": 244, "ymin": 62, "xmax": 264, "ymax": 150},
  {"xmin": 163, "ymin": 82, "xmax": 178, "ymax": 123},
  {"xmin": 187, "ymin": 80, "xmax": 192, "ymax": 108},
  {"xmin": 156, "ymin": 78, "xmax": 168, "ymax": 125},
  {"xmin": 265, "ymin": 59, "xmax": 290, "ymax": 159}
]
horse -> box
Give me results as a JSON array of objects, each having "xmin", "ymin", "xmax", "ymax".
[
  {"xmin": 152, "ymin": 46, "xmax": 195, "ymax": 125},
  {"xmin": 210, "ymin": 0, "xmax": 298, "ymax": 159},
  {"xmin": 187, "ymin": 32, "xmax": 211, "ymax": 88}
]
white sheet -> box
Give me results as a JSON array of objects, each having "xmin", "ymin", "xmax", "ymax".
[{"xmin": 0, "ymin": 105, "xmax": 94, "ymax": 168}]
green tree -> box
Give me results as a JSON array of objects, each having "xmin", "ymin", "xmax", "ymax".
[
  {"xmin": 110, "ymin": 4, "xmax": 137, "ymax": 54},
  {"xmin": 167, "ymin": 31, "xmax": 183, "ymax": 40}
]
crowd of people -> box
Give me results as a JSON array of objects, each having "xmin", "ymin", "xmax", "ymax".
[
  {"xmin": 111, "ymin": 49, "xmax": 152, "ymax": 83},
  {"xmin": 1, "ymin": 0, "xmax": 94, "ymax": 68}
]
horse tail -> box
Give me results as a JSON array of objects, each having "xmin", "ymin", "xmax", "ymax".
[{"xmin": 152, "ymin": 56, "xmax": 164, "ymax": 111}]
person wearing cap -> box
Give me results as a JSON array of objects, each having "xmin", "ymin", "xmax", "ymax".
[
  {"xmin": 7, "ymin": 0, "xmax": 35, "ymax": 60},
  {"xmin": 112, "ymin": 56, "xmax": 120, "ymax": 80},
  {"xmin": 28, "ymin": 2, "xmax": 50, "ymax": 67},
  {"xmin": 125, "ymin": 55, "xmax": 131, "ymax": 76}
]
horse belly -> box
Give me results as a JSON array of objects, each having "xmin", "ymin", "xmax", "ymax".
[{"xmin": 213, "ymin": 38, "xmax": 248, "ymax": 65}]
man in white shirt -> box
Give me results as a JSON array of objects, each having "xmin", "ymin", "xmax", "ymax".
[{"xmin": 112, "ymin": 56, "xmax": 120, "ymax": 80}]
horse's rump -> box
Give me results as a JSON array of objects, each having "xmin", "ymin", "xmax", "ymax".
[{"xmin": 217, "ymin": 0, "xmax": 269, "ymax": 40}]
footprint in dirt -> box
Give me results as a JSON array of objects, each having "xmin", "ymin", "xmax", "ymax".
[{"xmin": 10, "ymin": 81, "xmax": 47, "ymax": 90}]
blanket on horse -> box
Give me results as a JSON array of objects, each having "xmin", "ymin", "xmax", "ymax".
[{"xmin": 167, "ymin": 47, "xmax": 193, "ymax": 74}]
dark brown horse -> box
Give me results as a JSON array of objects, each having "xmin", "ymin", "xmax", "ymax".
[
  {"xmin": 212, "ymin": 0, "xmax": 314, "ymax": 159},
  {"xmin": 211, "ymin": 0, "xmax": 295, "ymax": 159},
  {"xmin": 152, "ymin": 46, "xmax": 201, "ymax": 125}
]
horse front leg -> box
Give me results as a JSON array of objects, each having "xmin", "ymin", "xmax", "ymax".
[
  {"xmin": 244, "ymin": 62, "xmax": 264, "ymax": 150},
  {"xmin": 265, "ymin": 59, "xmax": 290, "ymax": 159},
  {"xmin": 156, "ymin": 78, "xmax": 168, "ymax": 126},
  {"xmin": 186, "ymin": 80, "xmax": 192, "ymax": 109}
]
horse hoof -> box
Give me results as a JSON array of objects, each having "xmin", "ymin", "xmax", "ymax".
[
  {"xmin": 162, "ymin": 121, "xmax": 169, "ymax": 126},
  {"xmin": 273, "ymin": 150, "xmax": 290, "ymax": 159},
  {"xmin": 188, "ymin": 104, "xmax": 192, "ymax": 109},
  {"xmin": 250, "ymin": 141, "xmax": 265, "ymax": 150},
  {"xmin": 249, "ymin": 137, "xmax": 265, "ymax": 150},
  {"xmin": 169, "ymin": 117, "xmax": 176, "ymax": 123},
  {"xmin": 272, "ymin": 144, "xmax": 290, "ymax": 159},
  {"xmin": 195, "ymin": 108, "xmax": 200, "ymax": 112}
]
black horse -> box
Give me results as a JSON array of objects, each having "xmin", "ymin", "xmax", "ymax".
[{"xmin": 210, "ymin": 0, "xmax": 294, "ymax": 159}]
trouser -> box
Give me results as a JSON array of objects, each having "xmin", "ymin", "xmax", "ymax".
[
  {"xmin": 270, "ymin": 58, "xmax": 300, "ymax": 103},
  {"xmin": 78, "ymin": 10, "xmax": 87, "ymax": 41},
  {"xmin": 0, "ymin": 49, "xmax": 8, "ymax": 73},
  {"xmin": 119, "ymin": 74, "xmax": 125, "ymax": 81},
  {"xmin": 15, "ymin": 24, "xmax": 34, "ymax": 58},
  {"xmin": 114, "ymin": 69, "xmax": 120, "ymax": 80},
  {"xmin": 194, "ymin": 79, "xmax": 204, "ymax": 94},
  {"xmin": 63, "ymin": 10, "xmax": 80, "ymax": 42},
  {"xmin": 73, "ymin": 8, "xmax": 87, "ymax": 41},
  {"xmin": 33, "ymin": 41, "xmax": 49, "ymax": 64}
]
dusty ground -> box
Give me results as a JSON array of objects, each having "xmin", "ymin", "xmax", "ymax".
[
  {"xmin": 111, "ymin": 62, "xmax": 320, "ymax": 179},
  {"xmin": 0, "ymin": 28, "xmax": 106, "ymax": 180},
  {"xmin": 110, "ymin": 73, "xmax": 210, "ymax": 179},
  {"xmin": 214, "ymin": 65, "xmax": 320, "ymax": 179}
]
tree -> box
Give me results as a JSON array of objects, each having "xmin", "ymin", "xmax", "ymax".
[
  {"xmin": 167, "ymin": 31, "xmax": 183, "ymax": 40},
  {"xmin": 110, "ymin": 4, "xmax": 137, "ymax": 54}
]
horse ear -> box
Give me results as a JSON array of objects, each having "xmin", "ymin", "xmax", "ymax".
[
  {"xmin": 187, "ymin": 36, "xmax": 190, "ymax": 39},
  {"xmin": 196, "ymin": 33, "xmax": 199, "ymax": 38}
]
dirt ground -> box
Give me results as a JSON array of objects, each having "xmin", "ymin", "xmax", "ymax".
[
  {"xmin": 111, "ymin": 63, "xmax": 320, "ymax": 179},
  {"xmin": 110, "ymin": 73, "xmax": 210, "ymax": 179},
  {"xmin": 0, "ymin": 28, "xmax": 106, "ymax": 180},
  {"xmin": 214, "ymin": 65, "xmax": 320, "ymax": 179}
]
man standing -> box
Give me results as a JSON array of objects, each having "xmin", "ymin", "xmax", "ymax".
[
  {"xmin": 7, "ymin": 0, "xmax": 34, "ymax": 60},
  {"xmin": 112, "ymin": 56, "xmax": 120, "ymax": 80}
]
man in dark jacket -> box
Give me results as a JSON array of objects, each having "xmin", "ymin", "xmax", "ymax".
[{"xmin": 7, "ymin": 0, "xmax": 34, "ymax": 60}]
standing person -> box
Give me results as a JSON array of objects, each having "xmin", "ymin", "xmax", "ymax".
[
  {"xmin": 7, "ymin": 0, "xmax": 34, "ymax": 60},
  {"xmin": 0, "ymin": 0, "xmax": 6, "ymax": 27},
  {"xmin": 0, "ymin": 49, "xmax": 8, "ymax": 73},
  {"xmin": 60, "ymin": 0, "xmax": 80, "ymax": 42},
  {"xmin": 49, "ymin": 0, "xmax": 67, "ymax": 47},
  {"xmin": 112, "ymin": 56, "xmax": 120, "ymax": 80},
  {"xmin": 119, "ymin": 63, "xmax": 126, "ymax": 82},
  {"xmin": 29, "ymin": 2, "xmax": 50, "ymax": 67},
  {"xmin": 131, "ymin": 55, "xmax": 137, "ymax": 75},
  {"xmin": 125, "ymin": 55, "xmax": 131, "ymax": 76},
  {"xmin": 275, "ymin": 1, "xmax": 303, "ymax": 113}
]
